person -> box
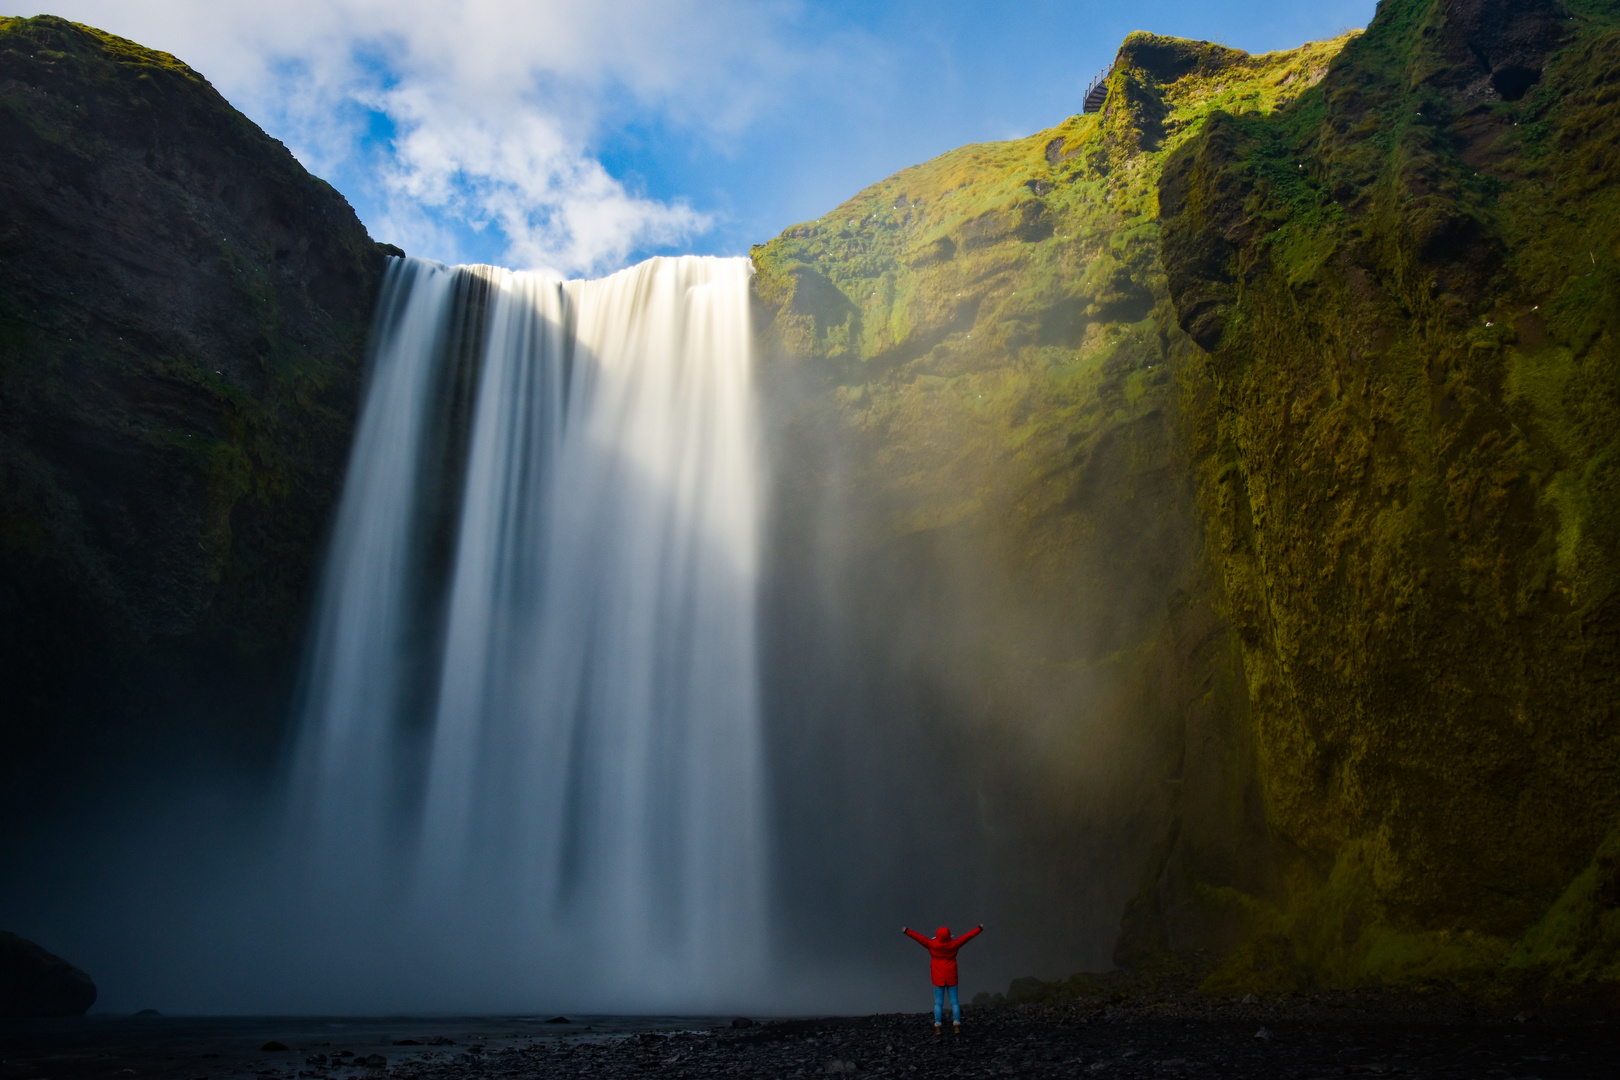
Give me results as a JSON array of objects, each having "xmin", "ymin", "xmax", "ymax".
[{"xmin": 903, "ymin": 924, "xmax": 983, "ymax": 1034}]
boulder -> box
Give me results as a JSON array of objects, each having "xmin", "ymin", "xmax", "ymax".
[{"xmin": 0, "ymin": 931, "xmax": 97, "ymax": 1017}]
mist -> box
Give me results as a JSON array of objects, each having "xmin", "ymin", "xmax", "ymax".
[{"xmin": 0, "ymin": 251, "xmax": 1196, "ymax": 1018}]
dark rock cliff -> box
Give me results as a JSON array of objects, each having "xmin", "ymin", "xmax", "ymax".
[
  {"xmin": 1158, "ymin": 0, "xmax": 1620, "ymax": 996},
  {"xmin": 0, "ymin": 930, "xmax": 96, "ymax": 1017},
  {"xmin": 5, "ymin": 0, "xmax": 1616, "ymax": 1004},
  {"xmin": 0, "ymin": 16, "xmax": 392, "ymax": 804}
]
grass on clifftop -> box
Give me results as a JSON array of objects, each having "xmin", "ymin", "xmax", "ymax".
[{"xmin": 753, "ymin": 30, "xmax": 1351, "ymax": 545}]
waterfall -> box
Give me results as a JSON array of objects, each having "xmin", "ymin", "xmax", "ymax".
[{"xmin": 287, "ymin": 254, "xmax": 765, "ymax": 1009}]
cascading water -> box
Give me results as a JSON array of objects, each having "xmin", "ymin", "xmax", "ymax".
[{"xmin": 286, "ymin": 254, "xmax": 765, "ymax": 1010}]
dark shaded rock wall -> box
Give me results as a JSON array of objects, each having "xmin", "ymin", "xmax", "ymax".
[
  {"xmin": 1159, "ymin": 0, "xmax": 1620, "ymax": 995},
  {"xmin": 0, "ymin": 16, "xmax": 391, "ymax": 804},
  {"xmin": 0, "ymin": 930, "xmax": 95, "ymax": 1017}
]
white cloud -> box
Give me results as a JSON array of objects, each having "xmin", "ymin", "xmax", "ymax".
[{"xmin": 39, "ymin": 0, "xmax": 809, "ymax": 273}]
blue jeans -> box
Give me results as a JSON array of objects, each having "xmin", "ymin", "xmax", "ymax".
[{"xmin": 933, "ymin": 984, "xmax": 960, "ymax": 1024}]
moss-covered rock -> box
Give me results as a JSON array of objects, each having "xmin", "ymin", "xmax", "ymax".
[
  {"xmin": 760, "ymin": 0, "xmax": 1620, "ymax": 1002},
  {"xmin": 0, "ymin": 16, "xmax": 391, "ymax": 800},
  {"xmin": 8, "ymin": 0, "xmax": 1613, "ymax": 1004},
  {"xmin": 1159, "ymin": 0, "xmax": 1620, "ymax": 998},
  {"xmin": 752, "ymin": 29, "xmax": 1350, "ymax": 976}
]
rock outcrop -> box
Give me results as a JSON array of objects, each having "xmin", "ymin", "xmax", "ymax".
[
  {"xmin": 4, "ymin": 0, "xmax": 1616, "ymax": 1004},
  {"xmin": 1154, "ymin": 0, "xmax": 1620, "ymax": 995},
  {"xmin": 752, "ymin": 31, "xmax": 1349, "ymax": 979},
  {"xmin": 758, "ymin": 0, "xmax": 1620, "ymax": 999},
  {"xmin": 0, "ymin": 931, "xmax": 96, "ymax": 1017},
  {"xmin": 0, "ymin": 16, "xmax": 391, "ymax": 803}
]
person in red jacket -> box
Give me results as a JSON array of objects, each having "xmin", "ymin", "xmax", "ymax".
[{"xmin": 903, "ymin": 924, "xmax": 983, "ymax": 1034}]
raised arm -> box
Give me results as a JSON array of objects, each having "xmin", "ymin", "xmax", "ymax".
[
  {"xmin": 953, "ymin": 925, "xmax": 984, "ymax": 947},
  {"xmin": 903, "ymin": 927, "xmax": 930, "ymax": 947}
]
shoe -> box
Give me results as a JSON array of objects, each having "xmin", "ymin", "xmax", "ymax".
[
  {"xmin": 953, "ymin": 1023, "xmax": 961, "ymax": 1034},
  {"xmin": 934, "ymin": 1023, "xmax": 942, "ymax": 1035}
]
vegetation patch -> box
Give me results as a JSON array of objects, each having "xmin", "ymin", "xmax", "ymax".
[{"xmin": 1157, "ymin": 0, "xmax": 1620, "ymax": 1000}]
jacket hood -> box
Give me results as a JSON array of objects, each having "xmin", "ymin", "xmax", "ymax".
[{"xmin": 936, "ymin": 926, "xmax": 951, "ymax": 940}]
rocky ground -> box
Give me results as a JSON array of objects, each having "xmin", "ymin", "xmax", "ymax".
[{"xmin": 2, "ymin": 993, "xmax": 1615, "ymax": 1080}]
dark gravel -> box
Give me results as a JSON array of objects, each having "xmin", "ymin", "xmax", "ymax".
[{"xmin": 3, "ymin": 995, "xmax": 1615, "ymax": 1080}]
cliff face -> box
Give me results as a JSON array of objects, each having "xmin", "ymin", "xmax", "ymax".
[
  {"xmin": 5, "ymin": 1, "xmax": 1615, "ymax": 1003},
  {"xmin": 759, "ymin": 0, "xmax": 1620, "ymax": 999},
  {"xmin": 1157, "ymin": 0, "xmax": 1620, "ymax": 995},
  {"xmin": 0, "ymin": 16, "xmax": 391, "ymax": 800},
  {"xmin": 751, "ymin": 33, "xmax": 1350, "ymax": 979}
]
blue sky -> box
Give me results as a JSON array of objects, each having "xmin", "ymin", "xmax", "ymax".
[
  {"xmin": 40, "ymin": 1, "xmax": 1376, "ymax": 274},
  {"xmin": 599, "ymin": 1, "xmax": 1379, "ymax": 264}
]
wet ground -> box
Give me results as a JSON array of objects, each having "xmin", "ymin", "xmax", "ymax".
[{"xmin": 2, "ymin": 995, "xmax": 1615, "ymax": 1080}]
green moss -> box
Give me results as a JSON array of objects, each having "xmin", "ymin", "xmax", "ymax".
[
  {"xmin": 0, "ymin": 14, "xmax": 201, "ymax": 80},
  {"xmin": 760, "ymin": 0, "xmax": 1620, "ymax": 1005},
  {"xmin": 1508, "ymin": 823, "xmax": 1620, "ymax": 991},
  {"xmin": 1156, "ymin": 0, "xmax": 1620, "ymax": 1000},
  {"xmin": 754, "ymin": 31, "xmax": 1354, "ymax": 540},
  {"xmin": 757, "ymin": 25, "xmax": 1358, "ymax": 989}
]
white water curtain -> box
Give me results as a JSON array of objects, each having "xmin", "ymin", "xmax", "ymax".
[{"xmin": 288, "ymin": 255, "xmax": 765, "ymax": 1009}]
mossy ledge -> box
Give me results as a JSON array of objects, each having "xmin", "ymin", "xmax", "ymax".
[{"xmin": 0, "ymin": 15, "xmax": 393, "ymax": 799}]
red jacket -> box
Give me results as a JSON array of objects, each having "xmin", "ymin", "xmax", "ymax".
[{"xmin": 904, "ymin": 925, "xmax": 982, "ymax": 987}]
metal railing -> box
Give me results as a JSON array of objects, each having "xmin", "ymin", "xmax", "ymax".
[{"xmin": 1083, "ymin": 62, "xmax": 1115, "ymax": 114}]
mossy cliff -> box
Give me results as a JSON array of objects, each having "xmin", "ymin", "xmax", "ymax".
[
  {"xmin": 757, "ymin": 0, "xmax": 1620, "ymax": 999},
  {"xmin": 0, "ymin": 16, "xmax": 391, "ymax": 803},
  {"xmin": 3, "ymin": 2, "xmax": 1614, "ymax": 1003},
  {"xmin": 751, "ymin": 31, "xmax": 1351, "ymax": 980},
  {"xmin": 1156, "ymin": 0, "xmax": 1620, "ymax": 998}
]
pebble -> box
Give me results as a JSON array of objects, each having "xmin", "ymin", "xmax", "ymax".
[{"xmin": 4, "ymin": 992, "xmax": 1617, "ymax": 1080}]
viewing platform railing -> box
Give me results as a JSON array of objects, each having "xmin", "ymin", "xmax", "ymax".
[{"xmin": 1083, "ymin": 62, "xmax": 1115, "ymax": 114}]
